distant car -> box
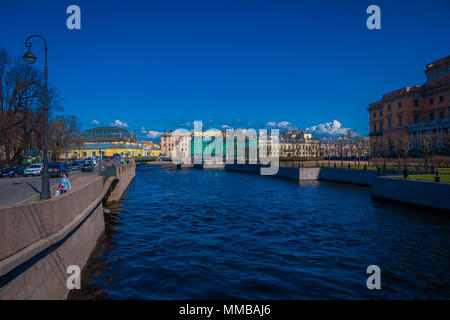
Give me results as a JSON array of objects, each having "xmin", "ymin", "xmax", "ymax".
[
  {"xmin": 14, "ymin": 165, "xmax": 26, "ymax": 176},
  {"xmin": 81, "ymin": 161, "xmax": 94, "ymax": 172},
  {"xmin": 48, "ymin": 163, "xmax": 68, "ymax": 178},
  {"xmin": 85, "ymin": 157, "xmax": 97, "ymax": 165},
  {"xmin": 24, "ymin": 163, "xmax": 43, "ymax": 176},
  {"xmin": 1, "ymin": 166, "xmax": 24, "ymax": 178},
  {"xmin": 68, "ymin": 161, "xmax": 81, "ymax": 171}
]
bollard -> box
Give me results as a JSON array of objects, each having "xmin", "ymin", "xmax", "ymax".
[
  {"xmin": 377, "ymin": 168, "xmax": 381, "ymax": 176},
  {"xmin": 403, "ymin": 169, "xmax": 408, "ymax": 179},
  {"xmin": 364, "ymin": 164, "xmax": 367, "ymax": 170},
  {"xmin": 334, "ymin": 163, "xmax": 336, "ymax": 168},
  {"xmin": 348, "ymin": 164, "xmax": 351, "ymax": 169},
  {"xmin": 435, "ymin": 169, "xmax": 440, "ymax": 183}
]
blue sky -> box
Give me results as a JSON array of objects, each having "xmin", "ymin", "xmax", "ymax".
[{"xmin": 1, "ymin": 0, "xmax": 449, "ymax": 139}]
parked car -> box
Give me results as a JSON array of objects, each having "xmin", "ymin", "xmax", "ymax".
[
  {"xmin": 14, "ymin": 165, "xmax": 26, "ymax": 176},
  {"xmin": 85, "ymin": 157, "xmax": 97, "ymax": 166},
  {"xmin": 1, "ymin": 165, "xmax": 25, "ymax": 178},
  {"xmin": 48, "ymin": 163, "xmax": 69, "ymax": 178},
  {"xmin": 24, "ymin": 163, "xmax": 43, "ymax": 176},
  {"xmin": 68, "ymin": 161, "xmax": 81, "ymax": 171},
  {"xmin": 81, "ymin": 161, "xmax": 94, "ymax": 172}
]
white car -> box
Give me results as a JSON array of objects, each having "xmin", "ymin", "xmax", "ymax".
[
  {"xmin": 86, "ymin": 157, "xmax": 97, "ymax": 166},
  {"xmin": 24, "ymin": 163, "xmax": 43, "ymax": 176}
]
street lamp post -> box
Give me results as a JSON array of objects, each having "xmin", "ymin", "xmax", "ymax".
[{"xmin": 23, "ymin": 35, "xmax": 50, "ymax": 200}]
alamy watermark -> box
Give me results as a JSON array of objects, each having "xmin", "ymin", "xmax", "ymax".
[
  {"xmin": 66, "ymin": 265, "xmax": 81, "ymax": 290},
  {"xmin": 366, "ymin": 265, "xmax": 381, "ymax": 290},
  {"xmin": 166, "ymin": 121, "xmax": 279, "ymax": 175}
]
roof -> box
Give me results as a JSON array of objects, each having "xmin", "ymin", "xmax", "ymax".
[
  {"xmin": 80, "ymin": 127, "xmax": 132, "ymax": 141},
  {"xmin": 69, "ymin": 142, "xmax": 144, "ymax": 150}
]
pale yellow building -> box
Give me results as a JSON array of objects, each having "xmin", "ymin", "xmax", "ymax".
[{"xmin": 64, "ymin": 127, "xmax": 156, "ymax": 160}]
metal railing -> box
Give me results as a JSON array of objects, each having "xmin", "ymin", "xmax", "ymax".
[{"xmin": 279, "ymin": 161, "xmax": 445, "ymax": 176}]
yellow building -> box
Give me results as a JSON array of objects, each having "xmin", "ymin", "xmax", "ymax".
[
  {"xmin": 151, "ymin": 146, "xmax": 161, "ymax": 157},
  {"xmin": 64, "ymin": 127, "xmax": 152, "ymax": 160},
  {"xmin": 140, "ymin": 141, "xmax": 161, "ymax": 158}
]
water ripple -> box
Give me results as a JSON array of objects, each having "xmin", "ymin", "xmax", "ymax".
[{"xmin": 71, "ymin": 166, "xmax": 450, "ymax": 300}]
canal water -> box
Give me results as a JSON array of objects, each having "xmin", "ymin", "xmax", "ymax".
[{"xmin": 71, "ymin": 166, "xmax": 450, "ymax": 299}]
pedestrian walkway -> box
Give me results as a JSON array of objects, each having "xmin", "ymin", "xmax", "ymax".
[{"xmin": 0, "ymin": 172, "xmax": 92, "ymax": 207}]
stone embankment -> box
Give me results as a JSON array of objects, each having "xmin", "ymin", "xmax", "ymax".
[
  {"xmin": 225, "ymin": 164, "xmax": 449, "ymax": 212},
  {"xmin": 0, "ymin": 160, "xmax": 136, "ymax": 299}
]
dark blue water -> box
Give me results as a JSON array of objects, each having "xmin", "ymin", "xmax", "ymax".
[{"xmin": 72, "ymin": 166, "xmax": 450, "ymax": 299}]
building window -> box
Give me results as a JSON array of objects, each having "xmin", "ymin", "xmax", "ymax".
[
  {"xmin": 83, "ymin": 152, "xmax": 87, "ymax": 157},
  {"xmin": 398, "ymin": 101, "xmax": 402, "ymax": 108},
  {"xmin": 413, "ymin": 99, "xmax": 419, "ymax": 106},
  {"xmin": 414, "ymin": 113, "xmax": 420, "ymax": 124},
  {"xmin": 429, "ymin": 97, "xmax": 434, "ymax": 105},
  {"xmin": 379, "ymin": 111, "xmax": 382, "ymax": 116},
  {"xmin": 439, "ymin": 95, "xmax": 444, "ymax": 103},
  {"xmin": 398, "ymin": 115, "xmax": 402, "ymax": 127},
  {"xmin": 373, "ymin": 112, "xmax": 376, "ymax": 118},
  {"xmin": 388, "ymin": 118, "xmax": 392, "ymax": 128},
  {"xmin": 439, "ymin": 110, "xmax": 444, "ymax": 120},
  {"xmin": 372, "ymin": 122, "xmax": 377, "ymax": 132},
  {"xmin": 379, "ymin": 120, "xmax": 383, "ymax": 130},
  {"xmin": 387, "ymin": 104, "xmax": 391, "ymax": 110},
  {"xmin": 429, "ymin": 112, "xmax": 434, "ymax": 121}
]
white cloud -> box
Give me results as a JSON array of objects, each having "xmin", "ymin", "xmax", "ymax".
[
  {"xmin": 265, "ymin": 121, "xmax": 296, "ymax": 130},
  {"xmin": 307, "ymin": 120, "xmax": 356, "ymax": 137},
  {"xmin": 145, "ymin": 130, "xmax": 162, "ymax": 139},
  {"xmin": 111, "ymin": 119, "xmax": 128, "ymax": 128},
  {"xmin": 277, "ymin": 121, "xmax": 295, "ymax": 129},
  {"xmin": 221, "ymin": 124, "xmax": 230, "ymax": 129},
  {"xmin": 91, "ymin": 119, "xmax": 100, "ymax": 125},
  {"xmin": 141, "ymin": 126, "xmax": 162, "ymax": 139}
]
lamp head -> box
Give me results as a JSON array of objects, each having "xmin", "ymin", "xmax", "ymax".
[{"xmin": 22, "ymin": 49, "xmax": 37, "ymax": 64}]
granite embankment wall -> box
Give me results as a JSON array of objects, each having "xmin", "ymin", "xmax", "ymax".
[
  {"xmin": 0, "ymin": 162, "xmax": 136, "ymax": 299},
  {"xmin": 372, "ymin": 177, "xmax": 450, "ymax": 211},
  {"xmin": 318, "ymin": 168, "xmax": 377, "ymax": 186},
  {"xmin": 225, "ymin": 164, "xmax": 376, "ymax": 186},
  {"xmin": 225, "ymin": 164, "xmax": 449, "ymax": 211},
  {"xmin": 108, "ymin": 161, "xmax": 136, "ymax": 202}
]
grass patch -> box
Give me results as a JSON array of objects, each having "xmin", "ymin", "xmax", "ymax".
[{"xmin": 392, "ymin": 174, "xmax": 450, "ymax": 183}]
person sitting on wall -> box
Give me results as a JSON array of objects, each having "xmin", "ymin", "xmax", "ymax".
[{"xmin": 57, "ymin": 173, "xmax": 72, "ymax": 195}]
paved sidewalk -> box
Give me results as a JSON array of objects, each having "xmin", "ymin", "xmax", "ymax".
[{"xmin": 0, "ymin": 171, "xmax": 90, "ymax": 207}]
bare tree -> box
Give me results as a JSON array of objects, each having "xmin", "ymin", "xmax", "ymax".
[
  {"xmin": 380, "ymin": 137, "xmax": 390, "ymax": 169},
  {"xmin": 369, "ymin": 136, "xmax": 380, "ymax": 167},
  {"xmin": 355, "ymin": 137, "xmax": 367, "ymax": 167},
  {"xmin": 442, "ymin": 130, "xmax": 450, "ymax": 157},
  {"xmin": 394, "ymin": 133, "xmax": 410, "ymax": 169},
  {"xmin": 48, "ymin": 115, "xmax": 81, "ymax": 161},
  {"xmin": 339, "ymin": 139, "xmax": 344, "ymax": 167},
  {"xmin": 421, "ymin": 131, "xmax": 435, "ymax": 168},
  {"xmin": 0, "ymin": 49, "xmax": 62, "ymax": 164}
]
